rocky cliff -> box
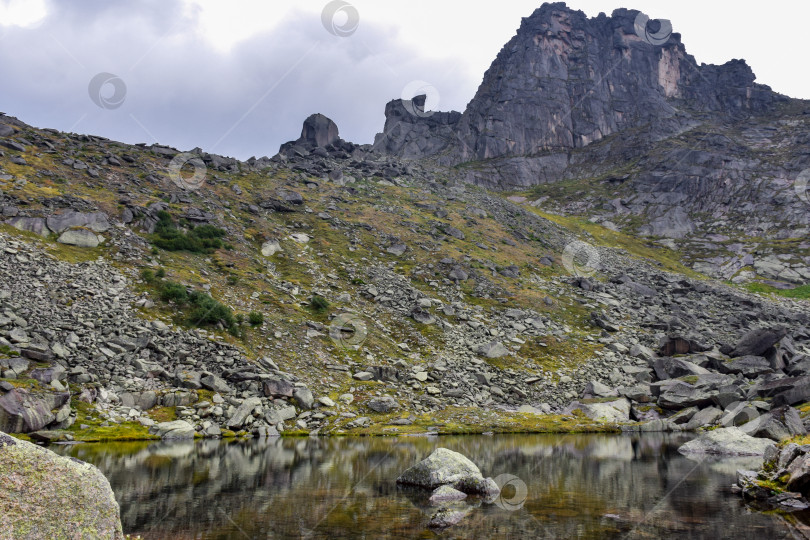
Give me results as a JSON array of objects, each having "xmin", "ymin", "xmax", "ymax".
[{"xmin": 370, "ymin": 3, "xmax": 810, "ymax": 283}]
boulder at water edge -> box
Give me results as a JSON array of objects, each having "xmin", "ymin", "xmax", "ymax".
[
  {"xmin": 0, "ymin": 431, "xmax": 124, "ymax": 539},
  {"xmin": 678, "ymin": 426, "xmax": 775, "ymax": 456}
]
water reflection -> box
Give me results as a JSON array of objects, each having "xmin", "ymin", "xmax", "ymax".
[{"xmin": 53, "ymin": 434, "xmax": 796, "ymax": 539}]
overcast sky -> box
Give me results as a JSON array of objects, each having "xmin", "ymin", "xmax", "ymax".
[{"xmin": 1, "ymin": 0, "xmax": 808, "ymax": 160}]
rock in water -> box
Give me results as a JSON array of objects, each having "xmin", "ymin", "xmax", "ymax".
[
  {"xmin": 396, "ymin": 447, "xmax": 499, "ymax": 496},
  {"xmin": 678, "ymin": 427, "xmax": 775, "ymax": 456},
  {"xmin": 0, "ymin": 431, "xmax": 123, "ymax": 539}
]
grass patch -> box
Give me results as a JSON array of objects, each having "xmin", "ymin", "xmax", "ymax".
[{"xmin": 745, "ymin": 282, "xmax": 810, "ymax": 300}]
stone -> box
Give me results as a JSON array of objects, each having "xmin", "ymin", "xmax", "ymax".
[
  {"xmin": 749, "ymin": 406, "xmax": 806, "ymax": 442},
  {"xmin": 0, "ymin": 431, "xmax": 124, "ymax": 539},
  {"xmin": 729, "ymin": 328, "xmax": 786, "ymax": 357},
  {"xmin": 678, "ymin": 427, "xmax": 774, "ymax": 456},
  {"xmin": 477, "ymin": 341, "xmax": 509, "ymax": 359},
  {"xmin": 57, "ymin": 228, "xmax": 100, "ymax": 248},
  {"xmin": 583, "ymin": 380, "xmax": 617, "ymax": 398},
  {"xmin": 564, "ymin": 398, "xmax": 630, "ymax": 423},
  {"xmin": 29, "ymin": 365, "xmax": 66, "ymax": 385},
  {"xmin": 261, "ymin": 239, "xmax": 282, "ymax": 256},
  {"xmin": 429, "ymin": 485, "xmax": 467, "ymax": 503},
  {"xmin": 262, "ymin": 377, "xmax": 294, "ymax": 398},
  {"xmin": 299, "ymin": 113, "xmax": 339, "ymax": 148},
  {"xmin": 293, "ymin": 387, "xmax": 314, "ymax": 410},
  {"xmin": 653, "ymin": 357, "xmax": 710, "ymax": 380},
  {"xmin": 0, "ymin": 389, "xmax": 67, "ymax": 433},
  {"xmin": 684, "ymin": 407, "xmax": 723, "ymax": 430},
  {"xmin": 367, "ymin": 396, "xmax": 399, "ymax": 413},
  {"xmin": 149, "ymin": 420, "xmax": 196, "ymax": 439},
  {"xmin": 352, "ymin": 371, "xmax": 373, "ymax": 381},
  {"xmin": 396, "ymin": 448, "xmax": 499, "ymax": 496},
  {"xmin": 657, "ymin": 382, "xmax": 715, "ymax": 410},
  {"xmin": 46, "ymin": 211, "xmax": 110, "ymax": 234},
  {"xmin": 318, "ymin": 396, "xmax": 335, "ymax": 407},
  {"xmin": 717, "ymin": 355, "xmax": 773, "ymax": 378},
  {"xmin": 265, "ymin": 406, "xmax": 296, "ymax": 425},
  {"xmin": 428, "ymin": 506, "xmax": 473, "ymax": 529},
  {"xmin": 200, "ymin": 373, "xmax": 231, "ymax": 394},
  {"xmin": 226, "ymin": 397, "xmax": 262, "ymax": 429}
]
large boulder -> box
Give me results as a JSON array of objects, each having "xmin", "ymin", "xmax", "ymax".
[
  {"xmin": 729, "ymin": 327, "xmax": 786, "ymax": 357},
  {"xmin": 0, "ymin": 431, "xmax": 124, "ymax": 539},
  {"xmin": 396, "ymin": 447, "xmax": 500, "ymax": 496},
  {"xmin": 149, "ymin": 420, "xmax": 196, "ymax": 439},
  {"xmin": 57, "ymin": 228, "xmax": 100, "ymax": 248},
  {"xmin": 367, "ymin": 396, "xmax": 399, "ymax": 413},
  {"xmin": 653, "ymin": 357, "xmax": 710, "ymax": 380},
  {"xmin": 0, "ymin": 389, "xmax": 68, "ymax": 433},
  {"xmin": 46, "ymin": 211, "xmax": 111, "ymax": 234},
  {"xmin": 226, "ymin": 397, "xmax": 262, "ymax": 429},
  {"xmin": 563, "ymin": 398, "xmax": 630, "ymax": 422},
  {"xmin": 678, "ymin": 427, "xmax": 774, "ymax": 456},
  {"xmin": 300, "ymin": 113, "xmax": 339, "ymax": 148}
]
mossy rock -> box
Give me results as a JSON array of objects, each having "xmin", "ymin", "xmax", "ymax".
[{"xmin": 0, "ymin": 430, "xmax": 124, "ymax": 538}]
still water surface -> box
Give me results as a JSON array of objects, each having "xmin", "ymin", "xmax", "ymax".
[{"xmin": 53, "ymin": 433, "xmax": 801, "ymax": 539}]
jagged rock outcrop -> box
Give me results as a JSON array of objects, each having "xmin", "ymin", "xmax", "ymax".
[
  {"xmin": 373, "ymin": 96, "xmax": 461, "ymax": 158},
  {"xmin": 277, "ymin": 113, "xmax": 357, "ymax": 158},
  {"xmin": 378, "ymin": 4, "xmax": 781, "ymax": 165}
]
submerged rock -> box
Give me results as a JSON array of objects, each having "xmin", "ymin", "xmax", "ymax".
[{"xmin": 0, "ymin": 431, "xmax": 124, "ymax": 539}]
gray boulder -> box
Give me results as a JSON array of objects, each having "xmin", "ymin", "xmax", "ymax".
[
  {"xmin": 730, "ymin": 327, "xmax": 786, "ymax": 357},
  {"xmin": 0, "ymin": 432, "xmax": 124, "ymax": 539},
  {"xmin": 396, "ymin": 447, "xmax": 500, "ymax": 496},
  {"xmin": 718, "ymin": 355, "xmax": 773, "ymax": 378},
  {"xmin": 149, "ymin": 420, "xmax": 196, "ymax": 439},
  {"xmin": 0, "ymin": 389, "xmax": 68, "ymax": 433},
  {"xmin": 293, "ymin": 387, "xmax": 314, "ymax": 410},
  {"xmin": 678, "ymin": 427, "xmax": 774, "ymax": 456},
  {"xmin": 367, "ymin": 396, "xmax": 399, "ymax": 413},
  {"xmin": 226, "ymin": 397, "xmax": 262, "ymax": 429},
  {"xmin": 563, "ymin": 398, "xmax": 630, "ymax": 423},
  {"xmin": 57, "ymin": 228, "xmax": 100, "ymax": 248},
  {"xmin": 477, "ymin": 341, "xmax": 509, "ymax": 359}
]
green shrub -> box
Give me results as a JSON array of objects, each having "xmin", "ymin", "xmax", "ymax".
[
  {"xmin": 140, "ymin": 268, "xmax": 154, "ymax": 282},
  {"xmin": 159, "ymin": 281, "xmax": 188, "ymax": 303},
  {"xmin": 150, "ymin": 211, "xmax": 226, "ymax": 253},
  {"xmin": 310, "ymin": 295, "xmax": 329, "ymax": 312},
  {"xmin": 155, "ymin": 268, "xmax": 166, "ymax": 279},
  {"xmin": 248, "ymin": 311, "xmax": 264, "ymax": 325},
  {"xmin": 187, "ymin": 290, "xmax": 235, "ymax": 328}
]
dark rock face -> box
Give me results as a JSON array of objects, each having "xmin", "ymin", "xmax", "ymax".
[
  {"xmin": 277, "ymin": 113, "xmax": 355, "ymax": 158},
  {"xmin": 300, "ymin": 113, "xmax": 339, "ymax": 148},
  {"xmin": 378, "ymin": 4, "xmax": 781, "ymax": 165},
  {"xmin": 372, "ymin": 97, "xmax": 461, "ymax": 159}
]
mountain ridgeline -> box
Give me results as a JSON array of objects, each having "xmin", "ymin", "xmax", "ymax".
[{"xmin": 302, "ymin": 3, "xmax": 810, "ymax": 284}]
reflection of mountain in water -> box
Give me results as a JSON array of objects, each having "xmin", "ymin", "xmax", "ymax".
[{"xmin": 56, "ymin": 434, "xmax": 789, "ymax": 539}]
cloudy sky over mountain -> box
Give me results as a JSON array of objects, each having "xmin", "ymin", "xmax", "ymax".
[{"xmin": 1, "ymin": 0, "xmax": 807, "ymax": 160}]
